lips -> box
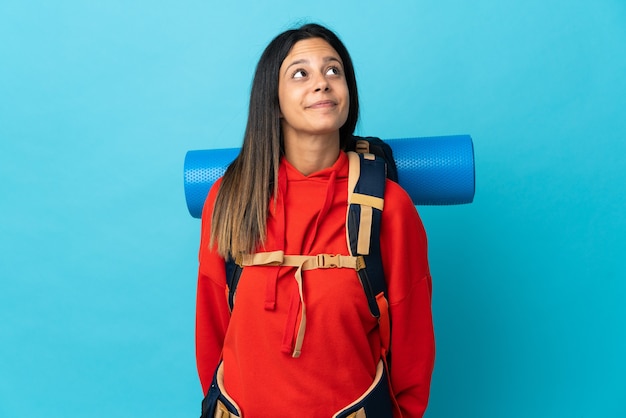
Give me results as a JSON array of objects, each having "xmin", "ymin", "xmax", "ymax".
[{"xmin": 307, "ymin": 100, "xmax": 336, "ymax": 109}]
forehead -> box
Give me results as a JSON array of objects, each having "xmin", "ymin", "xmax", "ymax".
[{"xmin": 281, "ymin": 38, "xmax": 342, "ymax": 65}]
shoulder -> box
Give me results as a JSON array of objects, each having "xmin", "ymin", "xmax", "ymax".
[
  {"xmin": 381, "ymin": 179, "xmax": 428, "ymax": 249},
  {"xmin": 383, "ymin": 179, "xmax": 418, "ymax": 217}
]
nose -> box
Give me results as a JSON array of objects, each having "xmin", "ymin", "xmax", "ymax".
[{"xmin": 313, "ymin": 71, "xmax": 330, "ymax": 92}]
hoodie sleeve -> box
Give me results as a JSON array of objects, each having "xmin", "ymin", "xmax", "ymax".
[
  {"xmin": 195, "ymin": 179, "xmax": 231, "ymax": 395},
  {"xmin": 381, "ymin": 180, "xmax": 435, "ymax": 418}
]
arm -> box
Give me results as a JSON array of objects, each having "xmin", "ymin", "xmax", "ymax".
[
  {"xmin": 195, "ymin": 180, "xmax": 231, "ymax": 395},
  {"xmin": 381, "ymin": 181, "xmax": 435, "ymax": 418}
]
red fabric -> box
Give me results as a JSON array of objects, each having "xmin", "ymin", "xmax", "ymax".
[{"xmin": 196, "ymin": 151, "xmax": 435, "ymax": 417}]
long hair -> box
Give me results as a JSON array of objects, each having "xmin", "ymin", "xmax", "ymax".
[{"xmin": 210, "ymin": 23, "xmax": 360, "ymax": 258}]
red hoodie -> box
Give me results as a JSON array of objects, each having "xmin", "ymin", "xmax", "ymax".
[{"xmin": 196, "ymin": 151, "xmax": 435, "ymax": 417}]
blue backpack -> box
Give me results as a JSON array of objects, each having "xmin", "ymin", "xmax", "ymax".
[{"xmin": 225, "ymin": 135, "xmax": 394, "ymax": 320}]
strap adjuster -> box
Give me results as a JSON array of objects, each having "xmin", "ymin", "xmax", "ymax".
[
  {"xmin": 355, "ymin": 255, "xmax": 366, "ymax": 271},
  {"xmin": 317, "ymin": 254, "xmax": 341, "ymax": 268}
]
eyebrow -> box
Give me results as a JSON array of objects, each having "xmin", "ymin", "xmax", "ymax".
[{"xmin": 283, "ymin": 56, "xmax": 343, "ymax": 75}]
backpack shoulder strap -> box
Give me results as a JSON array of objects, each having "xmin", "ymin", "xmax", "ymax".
[
  {"xmin": 225, "ymin": 257, "xmax": 242, "ymax": 312},
  {"xmin": 346, "ymin": 151, "xmax": 388, "ymax": 320},
  {"xmin": 347, "ymin": 149, "xmax": 395, "ymax": 413}
]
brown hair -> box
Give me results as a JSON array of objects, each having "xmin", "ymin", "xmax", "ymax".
[{"xmin": 210, "ymin": 23, "xmax": 360, "ymax": 258}]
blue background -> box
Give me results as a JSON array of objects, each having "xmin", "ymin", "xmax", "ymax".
[{"xmin": 1, "ymin": 1, "xmax": 625, "ymax": 417}]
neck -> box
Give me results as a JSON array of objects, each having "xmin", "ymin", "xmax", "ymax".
[{"xmin": 283, "ymin": 131, "xmax": 341, "ymax": 176}]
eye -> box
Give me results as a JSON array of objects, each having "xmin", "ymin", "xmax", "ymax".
[
  {"xmin": 292, "ymin": 69, "xmax": 307, "ymax": 79},
  {"xmin": 326, "ymin": 66, "xmax": 341, "ymax": 76}
]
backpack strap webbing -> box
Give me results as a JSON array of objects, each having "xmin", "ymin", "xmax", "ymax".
[{"xmin": 225, "ymin": 252, "xmax": 365, "ymax": 312}]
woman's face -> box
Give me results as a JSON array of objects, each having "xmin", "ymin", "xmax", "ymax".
[{"xmin": 278, "ymin": 37, "xmax": 349, "ymax": 141}]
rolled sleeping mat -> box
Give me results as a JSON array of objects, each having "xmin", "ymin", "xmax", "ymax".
[{"xmin": 184, "ymin": 134, "xmax": 475, "ymax": 219}]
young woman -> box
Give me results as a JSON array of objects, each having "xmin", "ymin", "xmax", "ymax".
[{"xmin": 196, "ymin": 23, "xmax": 435, "ymax": 418}]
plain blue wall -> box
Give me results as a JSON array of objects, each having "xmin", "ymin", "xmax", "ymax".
[{"xmin": 1, "ymin": 1, "xmax": 625, "ymax": 417}]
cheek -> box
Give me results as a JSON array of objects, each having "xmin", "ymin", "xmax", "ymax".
[
  {"xmin": 278, "ymin": 86, "xmax": 299, "ymax": 113},
  {"xmin": 341, "ymin": 86, "xmax": 350, "ymax": 117},
  {"xmin": 339, "ymin": 81, "xmax": 349, "ymax": 106}
]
